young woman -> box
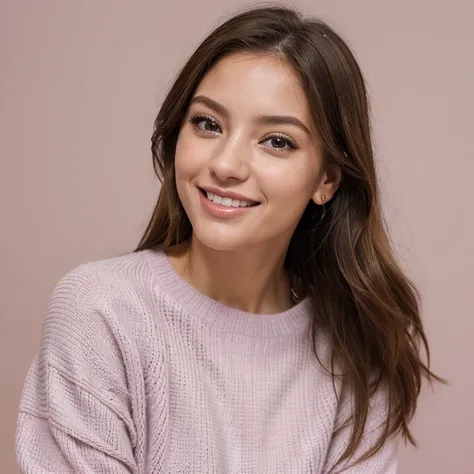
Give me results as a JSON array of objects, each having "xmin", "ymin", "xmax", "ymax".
[{"xmin": 16, "ymin": 5, "xmax": 442, "ymax": 473}]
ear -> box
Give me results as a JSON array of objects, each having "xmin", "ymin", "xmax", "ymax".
[{"xmin": 311, "ymin": 162, "xmax": 342, "ymax": 205}]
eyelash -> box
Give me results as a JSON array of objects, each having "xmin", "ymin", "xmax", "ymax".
[{"xmin": 187, "ymin": 113, "xmax": 300, "ymax": 152}]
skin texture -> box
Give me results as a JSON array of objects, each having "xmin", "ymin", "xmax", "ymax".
[{"xmin": 169, "ymin": 52, "xmax": 341, "ymax": 314}]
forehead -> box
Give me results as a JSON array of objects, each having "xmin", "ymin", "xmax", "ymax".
[{"xmin": 193, "ymin": 52, "xmax": 313, "ymax": 128}]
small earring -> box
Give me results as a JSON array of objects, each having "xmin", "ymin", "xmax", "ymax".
[{"xmin": 320, "ymin": 195, "xmax": 326, "ymax": 221}]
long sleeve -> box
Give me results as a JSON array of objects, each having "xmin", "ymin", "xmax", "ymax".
[
  {"xmin": 16, "ymin": 266, "xmax": 144, "ymax": 473},
  {"xmin": 15, "ymin": 248, "xmax": 406, "ymax": 473},
  {"xmin": 322, "ymin": 386, "xmax": 399, "ymax": 474}
]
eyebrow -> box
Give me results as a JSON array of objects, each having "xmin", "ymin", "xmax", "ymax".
[{"xmin": 189, "ymin": 95, "xmax": 312, "ymax": 137}]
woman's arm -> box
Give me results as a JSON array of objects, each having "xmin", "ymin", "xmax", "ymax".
[
  {"xmin": 16, "ymin": 267, "xmax": 141, "ymax": 473},
  {"xmin": 322, "ymin": 386, "xmax": 399, "ymax": 474}
]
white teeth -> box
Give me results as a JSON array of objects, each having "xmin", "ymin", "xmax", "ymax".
[
  {"xmin": 206, "ymin": 191, "xmax": 253, "ymax": 208},
  {"xmin": 212, "ymin": 193, "xmax": 223, "ymax": 205}
]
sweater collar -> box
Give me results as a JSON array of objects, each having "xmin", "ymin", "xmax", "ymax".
[{"xmin": 144, "ymin": 248, "xmax": 312, "ymax": 338}]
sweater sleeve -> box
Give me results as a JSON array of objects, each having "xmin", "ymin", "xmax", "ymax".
[
  {"xmin": 16, "ymin": 266, "xmax": 142, "ymax": 474},
  {"xmin": 322, "ymin": 386, "xmax": 399, "ymax": 474}
]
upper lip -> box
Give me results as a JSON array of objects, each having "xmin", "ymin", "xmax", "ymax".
[{"xmin": 199, "ymin": 186, "xmax": 259, "ymax": 204}]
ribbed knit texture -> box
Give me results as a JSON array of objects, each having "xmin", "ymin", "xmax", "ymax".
[{"xmin": 16, "ymin": 248, "xmax": 398, "ymax": 473}]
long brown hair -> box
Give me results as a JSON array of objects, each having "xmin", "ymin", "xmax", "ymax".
[{"xmin": 136, "ymin": 3, "xmax": 443, "ymax": 467}]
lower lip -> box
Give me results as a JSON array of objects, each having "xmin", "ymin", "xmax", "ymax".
[{"xmin": 199, "ymin": 191, "xmax": 258, "ymax": 218}]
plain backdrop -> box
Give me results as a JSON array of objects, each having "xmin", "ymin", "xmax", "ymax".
[{"xmin": 1, "ymin": 1, "xmax": 473, "ymax": 472}]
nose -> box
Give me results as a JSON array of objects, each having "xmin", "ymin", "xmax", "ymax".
[{"xmin": 208, "ymin": 134, "xmax": 250, "ymax": 182}]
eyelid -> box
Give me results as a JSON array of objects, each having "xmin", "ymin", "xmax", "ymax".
[
  {"xmin": 261, "ymin": 131, "xmax": 298, "ymax": 149},
  {"xmin": 190, "ymin": 112, "xmax": 218, "ymax": 123},
  {"xmin": 189, "ymin": 113, "xmax": 221, "ymax": 131}
]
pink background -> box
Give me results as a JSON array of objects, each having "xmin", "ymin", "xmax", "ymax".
[{"xmin": 1, "ymin": 1, "xmax": 473, "ymax": 472}]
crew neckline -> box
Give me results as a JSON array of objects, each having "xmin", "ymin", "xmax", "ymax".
[{"xmin": 144, "ymin": 247, "xmax": 312, "ymax": 338}]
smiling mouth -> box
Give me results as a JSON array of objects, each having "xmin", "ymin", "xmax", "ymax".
[{"xmin": 198, "ymin": 188, "xmax": 260, "ymax": 208}]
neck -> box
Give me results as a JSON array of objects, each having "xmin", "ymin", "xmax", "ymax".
[{"xmin": 166, "ymin": 237, "xmax": 294, "ymax": 314}]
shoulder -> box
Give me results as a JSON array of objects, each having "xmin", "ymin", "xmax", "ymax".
[
  {"xmin": 51, "ymin": 249, "xmax": 159, "ymax": 300},
  {"xmin": 38, "ymin": 249, "xmax": 166, "ymax": 393},
  {"xmin": 42, "ymin": 249, "xmax": 165, "ymax": 360},
  {"xmin": 44, "ymin": 248, "xmax": 175, "ymax": 322}
]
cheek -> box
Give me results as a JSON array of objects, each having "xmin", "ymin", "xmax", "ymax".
[
  {"xmin": 174, "ymin": 132, "xmax": 209, "ymax": 183},
  {"xmin": 175, "ymin": 136, "xmax": 197, "ymax": 183},
  {"xmin": 260, "ymin": 160, "xmax": 320, "ymax": 206}
]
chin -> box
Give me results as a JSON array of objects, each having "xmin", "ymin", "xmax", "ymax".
[{"xmin": 191, "ymin": 223, "xmax": 251, "ymax": 252}]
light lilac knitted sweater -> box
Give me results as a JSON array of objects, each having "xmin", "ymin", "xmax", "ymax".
[{"xmin": 16, "ymin": 248, "xmax": 398, "ymax": 473}]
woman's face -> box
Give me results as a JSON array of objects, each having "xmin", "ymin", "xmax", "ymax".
[{"xmin": 175, "ymin": 52, "xmax": 340, "ymax": 252}]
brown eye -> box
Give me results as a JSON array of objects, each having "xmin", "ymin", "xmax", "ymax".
[
  {"xmin": 260, "ymin": 133, "xmax": 299, "ymax": 152},
  {"xmin": 187, "ymin": 114, "xmax": 299, "ymax": 153},
  {"xmin": 270, "ymin": 137, "xmax": 287, "ymax": 149},
  {"xmin": 188, "ymin": 114, "xmax": 221, "ymax": 133}
]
